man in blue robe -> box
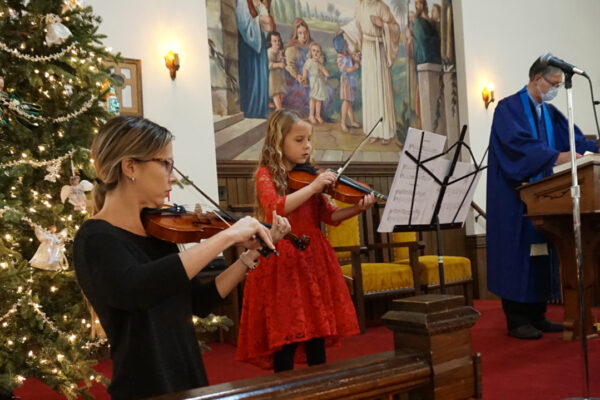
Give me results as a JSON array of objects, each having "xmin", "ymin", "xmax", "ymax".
[{"xmin": 487, "ymin": 56, "xmax": 597, "ymax": 340}]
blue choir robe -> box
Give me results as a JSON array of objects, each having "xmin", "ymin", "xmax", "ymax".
[
  {"xmin": 236, "ymin": 1, "xmax": 269, "ymax": 119},
  {"xmin": 486, "ymin": 87, "xmax": 597, "ymax": 303}
]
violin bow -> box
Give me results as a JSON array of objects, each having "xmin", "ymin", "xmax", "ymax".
[
  {"xmin": 335, "ymin": 116, "xmax": 383, "ymax": 177},
  {"xmin": 173, "ymin": 166, "xmax": 279, "ymax": 257}
]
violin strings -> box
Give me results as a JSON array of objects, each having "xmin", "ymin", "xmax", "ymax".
[{"xmin": 178, "ymin": 202, "xmax": 233, "ymax": 228}]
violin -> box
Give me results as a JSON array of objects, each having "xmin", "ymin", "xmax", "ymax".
[
  {"xmin": 142, "ymin": 204, "xmax": 310, "ymax": 254},
  {"xmin": 288, "ymin": 163, "xmax": 388, "ymax": 204}
]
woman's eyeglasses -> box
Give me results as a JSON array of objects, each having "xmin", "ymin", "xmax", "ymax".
[{"xmin": 134, "ymin": 158, "xmax": 175, "ymax": 174}]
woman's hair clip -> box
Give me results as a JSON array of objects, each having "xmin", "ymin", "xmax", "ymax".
[{"xmin": 94, "ymin": 177, "xmax": 104, "ymax": 185}]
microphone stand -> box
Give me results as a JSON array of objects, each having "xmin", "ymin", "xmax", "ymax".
[{"xmin": 562, "ymin": 72, "xmax": 598, "ymax": 400}]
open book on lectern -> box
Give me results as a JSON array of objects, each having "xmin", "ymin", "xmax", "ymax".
[{"xmin": 378, "ymin": 127, "xmax": 483, "ymax": 233}]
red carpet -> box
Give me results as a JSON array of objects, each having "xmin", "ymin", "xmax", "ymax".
[{"xmin": 15, "ymin": 300, "xmax": 600, "ymax": 399}]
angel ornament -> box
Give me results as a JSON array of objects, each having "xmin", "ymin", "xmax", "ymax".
[
  {"xmin": 45, "ymin": 13, "xmax": 72, "ymax": 46},
  {"xmin": 30, "ymin": 225, "xmax": 69, "ymax": 271},
  {"xmin": 61, "ymin": 175, "xmax": 93, "ymax": 211}
]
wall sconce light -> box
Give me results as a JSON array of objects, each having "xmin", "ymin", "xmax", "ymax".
[
  {"xmin": 482, "ymin": 84, "xmax": 495, "ymax": 109},
  {"xmin": 164, "ymin": 50, "xmax": 180, "ymax": 80}
]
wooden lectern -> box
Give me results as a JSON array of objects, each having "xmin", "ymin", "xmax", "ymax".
[{"xmin": 519, "ymin": 159, "xmax": 600, "ymax": 341}]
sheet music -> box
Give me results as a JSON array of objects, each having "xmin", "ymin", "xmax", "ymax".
[
  {"xmin": 438, "ymin": 160, "xmax": 480, "ymax": 224},
  {"xmin": 378, "ymin": 128, "xmax": 446, "ymax": 232},
  {"xmin": 378, "ymin": 127, "xmax": 482, "ymax": 232}
]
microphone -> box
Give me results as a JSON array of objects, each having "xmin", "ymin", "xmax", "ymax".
[{"xmin": 540, "ymin": 52, "xmax": 587, "ymax": 76}]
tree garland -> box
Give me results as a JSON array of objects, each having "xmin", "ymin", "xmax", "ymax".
[
  {"xmin": 0, "ymin": 41, "xmax": 78, "ymax": 62},
  {"xmin": 0, "ymin": 149, "xmax": 76, "ymax": 169},
  {"xmin": 1, "ymin": 94, "xmax": 99, "ymax": 124}
]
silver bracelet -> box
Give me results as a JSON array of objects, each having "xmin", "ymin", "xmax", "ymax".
[{"xmin": 239, "ymin": 250, "xmax": 259, "ymax": 270}]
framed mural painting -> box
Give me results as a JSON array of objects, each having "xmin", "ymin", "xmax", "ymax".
[
  {"xmin": 105, "ymin": 58, "xmax": 143, "ymax": 117},
  {"xmin": 206, "ymin": 0, "xmax": 459, "ymax": 165}
]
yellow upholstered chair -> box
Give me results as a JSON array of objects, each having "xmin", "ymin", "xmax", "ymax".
[
  {"xmin": 325, "ymin": 201, "xmax": 421, "ymax": 333},
  {"xmin": 391, "ymin": 232, "xmax": 474, "ymax": 305}
]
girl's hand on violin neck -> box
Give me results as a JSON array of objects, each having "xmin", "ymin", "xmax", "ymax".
[
  {"xmin": 270, "ymin": 210, "xmax": 291, "ymax": 243},
  {"xmin": 309, "ymin": 170, "xmax": 337, "ymax": 194},
  {"xmin": 356, "ymin": 193, "xmax": 375, "ymax": 211},
  {"xmin": 228, "ymin": 216, "xmax": 275, "ymax": 251}
]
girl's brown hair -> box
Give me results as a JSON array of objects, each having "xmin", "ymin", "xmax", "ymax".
[
  {"xmin": 254, "ymin": 109, "xmax": 310, "ymax": 219},
  {"xmin": 90, "ymin": 115, "xmax": 173, "ymax": 214}
]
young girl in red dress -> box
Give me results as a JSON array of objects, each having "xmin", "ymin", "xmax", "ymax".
[{"xmin": 236, "ymin": 109, "xmax": 375, "ymax": 372}]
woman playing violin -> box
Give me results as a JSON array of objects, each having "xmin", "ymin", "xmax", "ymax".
[{"xmin": 73, "ymin": 115, "xmax": 291, "ymax": 400}]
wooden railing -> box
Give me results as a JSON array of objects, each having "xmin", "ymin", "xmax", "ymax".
[
  {"xmin": 151, "ymin": 294, "xmax": 481, "ymax": 400},
  {"xmin": 470, "ymin": 201, "xmax": 486, "ymax": 222}
]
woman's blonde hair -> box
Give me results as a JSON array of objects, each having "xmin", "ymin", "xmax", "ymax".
[
  {"xmin": 254, "ymin": 108, "xmax": 310, "ymax": 219},
  {"xmin": 90, "ymin": 115, "xmax": 173, "ymax": 214}
]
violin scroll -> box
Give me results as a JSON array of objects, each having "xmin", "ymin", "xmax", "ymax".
[{"xmin": 289, "ymin": 234, "xmax": 310, "ymax": 251}]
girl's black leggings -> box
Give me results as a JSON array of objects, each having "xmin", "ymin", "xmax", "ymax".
[{"xmin": 273, "ymin": 337, "xmax": 326, "ymax": 372}]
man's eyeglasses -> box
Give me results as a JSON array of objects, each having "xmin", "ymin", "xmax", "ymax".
[
  {"xmin": 134, "ymin": 158, "xmax": 175, "ymax": 174},
  {"xmin": 543, "ymin": 76, "xmax": 564, "ymax": 89}
]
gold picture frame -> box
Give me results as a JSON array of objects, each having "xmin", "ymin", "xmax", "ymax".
[{"xmin": 106, "ymin": 58, "xmax": 143, "ymax": 117}]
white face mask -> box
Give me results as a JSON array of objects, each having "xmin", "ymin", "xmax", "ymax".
[{"xmin": 541, "ymin": 86, "xmax": 559, "ymax": 102}]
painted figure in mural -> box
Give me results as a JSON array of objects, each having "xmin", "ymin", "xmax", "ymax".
[
  {"xmin": 237, "ymin": 0, "xmax": 274, "ymax": 119},
  {"xmin": 403, "ymin": 10, "xmax": 420, "ymax": 127},
  {"xmin": 486, "ymin": 57, "xmax": 597, "ymax": 340},
  {"xmin": 430, "ymin": 3, "xmax": 441, "ymax": 34},
  {"xmin": 302, "ymin": 42, "xmax": 330, "ymax": 124},
  {"xmin": 333, "ymin": 33, "xmax": 361, "ymax": 132},
  {"xmin": 267, "ymin": 31, "xmax": 287, "ymax": 111},
  {"xmin": 283, "ymin": 18, "xmax": 313, "ymax": 114},
  {"xmin": 350, "ymin": 0, "xmax": 400, "ymax": 145},
  {"xmin": 442, "ymin": 1, "xmax": 456, "ymax": 65},
  {"xmin": 412, "ymin": 0, "xmax": 441, "ymax": 65}
]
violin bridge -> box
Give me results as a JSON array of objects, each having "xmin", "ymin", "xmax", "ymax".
[{"xmin": 194, "ymin": 203, "xmax": 203, "ymax": 219}]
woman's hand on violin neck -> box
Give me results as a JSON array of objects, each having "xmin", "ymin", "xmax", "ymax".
[
  {"xmin": 270, "ymin": 210, "xmax": 291, "ymax": 243},
  {"xmin": 228, "ymin": 216, "xmax": 275, "ymax": 251},
  {"xmin": 309, "ymin": 170, "xmax": 338, "ymax": 194}
]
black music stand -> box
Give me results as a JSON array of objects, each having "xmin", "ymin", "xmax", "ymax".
[{"xmin": 390, "ymin": 125, "xmax": 487, "ymax": 293}]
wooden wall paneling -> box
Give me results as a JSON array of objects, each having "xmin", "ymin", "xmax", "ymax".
[
  {"xmin": 226, "ymin": 177, "xmax": 238, "ymax": 207},
  {"xmin": 466, "ymin": 234, "xmax": 496, "ymax": 300},
  {"xmin": 246, "ymin": 177, "xmax": 255, "ymax": 207},
  {"xmin": 420, "ymin": 228, "xmax": 468, "ymax": 258},
  {"xmin": 217, "ymin": 177, "xmax": 228, "ymax": 209},
  {"xmin": 374, "ymin": 176, "xmax": 382, "ymax": 193},
  {"xmin": 236, "ymin": 177, "xmax": 249, "ymax": 206}
]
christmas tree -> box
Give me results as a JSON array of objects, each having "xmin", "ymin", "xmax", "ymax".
[{"xmin": 0, "ymin": 0, "xmax": 119, "ymax": 398}]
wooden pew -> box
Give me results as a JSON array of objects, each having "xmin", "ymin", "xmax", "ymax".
[{"xmin": 151, "ymin": 294, "xmax": 482, "ymax": 400}]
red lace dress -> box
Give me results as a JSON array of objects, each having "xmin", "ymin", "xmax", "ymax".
[{"xmin": 236, "ymin": 167, "xmax": 359, "ymax": 369}]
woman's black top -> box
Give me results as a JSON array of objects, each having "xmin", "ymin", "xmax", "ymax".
[{"xmin": 74, "ymin": 219, "xmax": 223, "ymax": 400}]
